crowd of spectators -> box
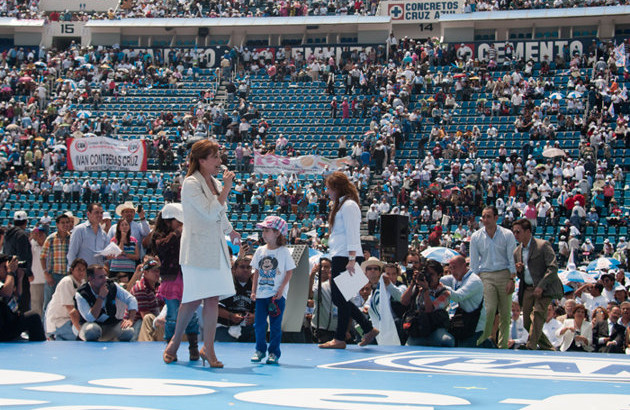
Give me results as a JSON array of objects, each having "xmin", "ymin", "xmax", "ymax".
[
  {"xmin": 113, "ymin": 0, "xmax": 382, "ymax": 19},
  {"xmin": 465, "ymin": 0, "xmax": 630, "ymax": 12},
  {"xmin": 5, "ymin": 0, "xmax": 630, "ymax": 21},
  {"xmin": 205, "ymin": 34, "xmax": 630, "ymax": 353},
  {"xmin": 4, "ymin": 1, "xmax": 382, "ymax": 20},
  {"xmin": 296, "ymin": 37, "xmax": 630, "ymax": 262}
]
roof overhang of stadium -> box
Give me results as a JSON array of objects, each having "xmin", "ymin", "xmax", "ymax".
[
  {"xmin": 439, "ymin": 5, "xmax": 630, "ymax": 22},
  {"xmin": 0, "ymin": 18, "xmax": 45, "ymax": 28},
  {"xmin": 85, "ymin": 16, "xmax": 391, "ymax": 29}
]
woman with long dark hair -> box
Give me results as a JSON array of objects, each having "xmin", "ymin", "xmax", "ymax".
[
  {"xmin": 153, "ymin": 203, "xmax": 199, "ymax": 360},
  {"xmin": 163, "ymin": 140, "xmax": 240, "ymax": 367},
  {"xmin": 108, "ymin": 218, "xmax": 139, "ymax": 281},
  {"xmin": 318, "ymin": 171, "xmax": 379, "ymax": 349}
]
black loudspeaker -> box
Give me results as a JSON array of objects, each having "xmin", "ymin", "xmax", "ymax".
[
  {"xmin": 198, "ymin": 27, "xmax": 209, "ymax": 37},
  {"xmin": 380, "ymin": 214, "xmax": 409, "ymax": 263}
]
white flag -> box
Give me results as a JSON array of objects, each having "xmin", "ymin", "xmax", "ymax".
[
  {"xmin": 566, "ymin": 248, "xmax": 576, "ymax": 271},
  {"xmin": 367, "ymin": 277, "xmax": 401, "ymax": 345}
]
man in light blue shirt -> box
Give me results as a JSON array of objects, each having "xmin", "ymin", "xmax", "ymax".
[
  {"xmin": 469, "ymin": 206, "xmax": 517, "ymax": 349},
  {"xmin": 441, "ymin": 255, "xmax": 486, "ymax": 347},
  {"xmin": 67, "ymin": 203, "xmax": 109, "ymax": 267}
]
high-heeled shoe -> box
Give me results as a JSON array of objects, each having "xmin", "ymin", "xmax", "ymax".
[
  {"xmin": 163, "ymin": 350, "xmax": 177, "ymax": 364},
  {"xmin": 199, "ymin": 346, "xmax": 224, "ymax": 368}
]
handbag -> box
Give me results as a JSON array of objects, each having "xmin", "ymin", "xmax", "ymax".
[{"xmin": 448, "ymin": 298, "xmax": 484, "ymax": 340}]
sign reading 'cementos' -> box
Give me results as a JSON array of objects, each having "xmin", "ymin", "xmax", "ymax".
[{"xmin": 380, "ymin": 0, "xmax": 464, "ymax": 23}]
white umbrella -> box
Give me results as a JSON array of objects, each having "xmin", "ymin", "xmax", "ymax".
[
  {"xmin": 559, "ymin": 269, "xmax": 596, "ymax": 285},
  {"xmin": 421, "ymin": 247, "xmax": 460, "ymax": 264},
  {"xmin": 63, "ymin": 79, "xmax": 77, "ymax": 90},
  {"xmin": 549, "ymin": 92, "xmax": 564, "ymax": 100},
  {"xmin": 542, "ymin": 147, "xmax": 566, "ymax": 158},
  {"xmin": 76, "ymin": 110, "xmax": 91, "ymax": 119},
  {"xmin": 587, "ymin": 257, "xmax": 621, "ymax": 271},
  {"xmin": 567, "ymin": 91, "xmax": 582, "ymax": 99}
]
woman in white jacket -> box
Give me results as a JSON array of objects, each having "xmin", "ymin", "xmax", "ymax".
[
  {"xmin": 556, "ymin": 303, "xmax": 593, "ymax": 352},
  {"xmin": 163, "ymin": 140, "xmax": 241, "ymax": 368}
]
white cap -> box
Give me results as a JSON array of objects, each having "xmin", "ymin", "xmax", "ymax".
[
  {"xmin": 13, "ymin": 210, "xmax": 27, "ymax": 221},
  {"xmin": 161, "ymin": 203, "xmax": 184, "ymax": 223}
]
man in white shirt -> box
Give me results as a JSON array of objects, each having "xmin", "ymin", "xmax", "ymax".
[
  {"xmin": 366, "ymin": 204, "xmax": 379, "ymax": 235},
  {"xmin": 377, "ymin": 197, "xmax": 390, "ymax": 214},
  {"xmin": 470, "ymin": 206, "xmax": 517, "ymax": 349},
  {"xmin": 45, "ymin": 259, "xmax": 87, "ymax": 340},
  {"xmin": 542, "ymin": 303, "xmax": 563, "ymax": 349},
  {"xmin": 29, "ymin": 226, "xmax": 48, "ymax": 317},
  {"xmin": 441, "ymin": 255, "xmax": 486, "ymax": 347},
  {"xmin": 509, "ymin": 301, "xmax": 529, "ymax": 349},
  {"xmin": 600, "ymin": 272, "xmax": 617, "ymax": 303},
  {"xmin": 536, "ymin": 197, "xmax": 551, "ymax": 226},
  {"xmin": 575, "ymin": 281, "xmax": 607, "ymax": 315}
]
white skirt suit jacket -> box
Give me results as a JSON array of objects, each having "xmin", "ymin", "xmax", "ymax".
[{"xmin": 180, "ymin": 171, "xmax": 234, "ymax": 269}]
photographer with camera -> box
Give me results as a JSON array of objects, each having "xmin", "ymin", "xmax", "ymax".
[
  {"xmin": 3, "ymin": 211, "xmax": 33, "ymax": 314},
  {"xmin": 308, "ymin": 258, "xmax": 337, "ymax": 344},
  {"xmin": 401, "ymin": 259, "xmax": 454, "ymax": 347},
  {"xmin": 0, "ymin": 253, "xmax": 45, "ymax": 341}
]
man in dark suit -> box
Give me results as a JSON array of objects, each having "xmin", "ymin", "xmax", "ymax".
[
  {"xmin": 593, "ymin": 305, "xmax": 625, "ymax": 353},
  {"xmin": 512, "ymin": 218, "xmax": 563, "ymax": 350}
]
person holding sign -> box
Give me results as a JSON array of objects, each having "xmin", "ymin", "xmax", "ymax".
[{"xmin": 319, "ymin": 171, "xmax": 379, "ymax": 349}]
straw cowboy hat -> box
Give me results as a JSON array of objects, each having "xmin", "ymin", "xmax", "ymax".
[
  {"xmin": 360, "ymin": 257, "xmax": 385, "ymax": 272},
  {"xmin": 115, "ymin": 201, "xmax": 136, "ymax": 216},
  {"xmin": 62, "ymin": 211, "xmax": 80, "ymax": 226}
]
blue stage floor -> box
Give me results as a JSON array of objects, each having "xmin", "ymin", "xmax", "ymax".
[{"xmin": 1, "ymin": 342, "xmax": 630, "ymax": 409}]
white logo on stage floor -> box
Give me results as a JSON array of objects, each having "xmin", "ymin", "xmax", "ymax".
[
  {"xmin": 2, "ymin": 370, "xmax": 630, "ymax": 409},
  {"xmin": 320, "ymin": 351, "xmax": 630, "ymax": 382},
  {"xmin": 235, "ymin": 388, "xmax": 470, "ymax": 409}
]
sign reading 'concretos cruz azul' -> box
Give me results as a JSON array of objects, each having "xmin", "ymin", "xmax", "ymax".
[
  {"xmin": 66, "ymin": 136, "xmax": 148, "ymax": 172},
  {"xmin": 379, "ymin": 0, "xmax": 464, "ymax": 23}
]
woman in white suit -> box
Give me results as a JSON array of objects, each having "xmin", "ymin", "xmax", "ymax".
[
  {"xmin": 163, "ymin": 140, "xmax": 241, "ymax": 368},
  {"xmin": 556, "ymin": 303, "xmax": 594, "ymax": 352}
]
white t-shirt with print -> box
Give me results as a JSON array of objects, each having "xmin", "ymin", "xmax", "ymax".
[{"xmin": 252, "ymin": 245, "xmax": 296, "ymax": 299}]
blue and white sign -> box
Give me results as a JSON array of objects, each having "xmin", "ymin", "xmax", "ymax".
[{"xmin": 380, "ymin": 0, "xmax": 465, "ymax": 24}]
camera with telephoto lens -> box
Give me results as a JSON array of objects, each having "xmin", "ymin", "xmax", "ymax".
[{"xmin": 415, "ymin": 268, "xmax": 429, "ymax": 285}]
